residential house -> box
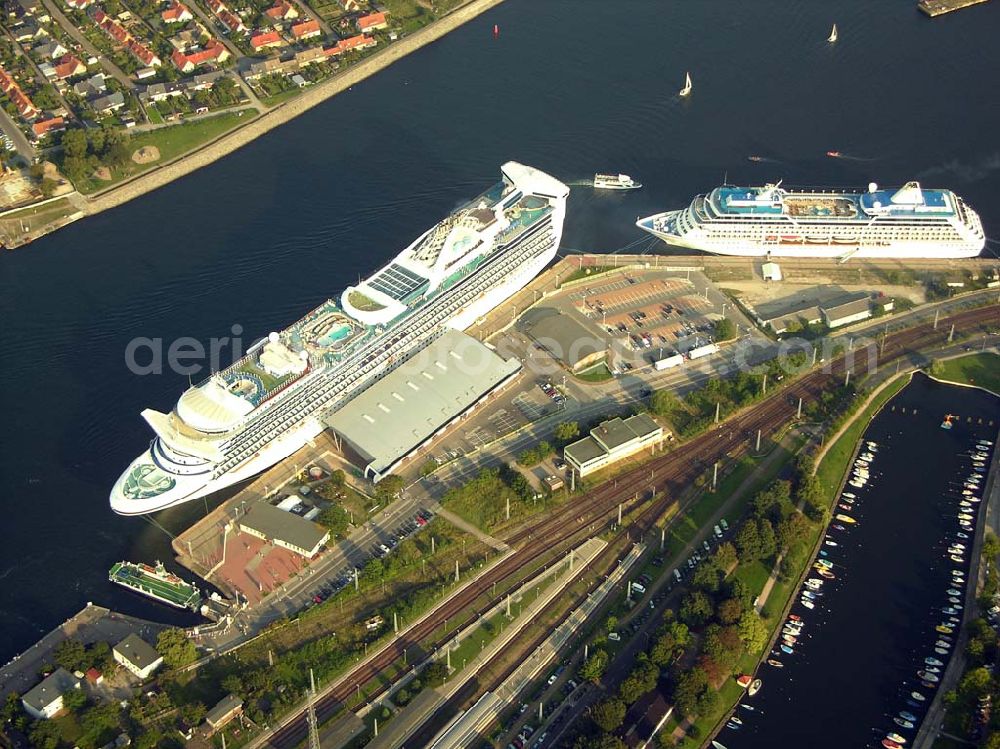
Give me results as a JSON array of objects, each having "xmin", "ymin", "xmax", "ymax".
[
  {"xmin": 92, "ymin": 8, "xmax": 162, "ymax": 66},
  {"xmin": 64, "ymin": 0, "xmax": 94, "ymax": 9},
  {"xmin": 243, "ymin": 54, "xmax": 292, "ymax": 78},
  {"xmin": 325, "ymin": 32, "xmax": 375, "ymax": 56},
  {"xmin": 140, "ymin": 80, "xmax": 185, "ymax": 102},
  {"xmin": 356, "ymin": 10, "xmax": 387, "ymax": 33},
  {"xmin": 53, "ymin": 54, "xmax": 86, "ymax": 79},
  {"xmin": 73, "ymin": 71, "xmax": 107, "ymax": 97},
  {"xmin": 11, "ymin": 21, "xmax": 48, "ymax": 43},
  {"xmin": 290, "ymin": 72, "xmax": 305, "ymax": 87},
  {"xmin": 290, "ymin": 19, "xmax": 319, "ymax": 41},
  {"xmin": 0, "ymin": 66, "xmax": 39, "ymax": 118},
  {"xmin": 113, "ymin": 634, "xmax": 163, "ymax": 680},
  {"xmin": 205, "ymin": 694, "xmax": 243, "ymax": 733},
  {"xmin": 31, "ymin": 116, "xmax": 65, "ymax": 140},
  {"xmin": 336, "ymin": 0, "xmax": 359, "ymax": 10},
  {"xmin": 170, "ymin": 39, "xmax": 228, "ymax": 72},
  {"xmin": 169, "ymin": 27, "xmax": 206, "ymax": 51},
  {"xmin": 90, "ymin": 89, "xmax": 124, "ymax": 112},
  {"xmin": 250, "ymin": 30, "xmax": 284, "ymax": 52},
  {"xmin": 205, "ymin": 0, "xmax": 245, "ymax": 34},
  {"xmin": 160, "ymin": 0, "xmax": 192, "ymax": 22},
  {"xmin": 33, "ymin": 40, "xmax": 69, "ymax": 59},
  {"xmin": 263, "ymin": 0, "xmax": 297, "ymax": 24},
  {"xmin": 21, "ymin": 668, "xmax": 80, "ymax": 720},
  {"xmin": 135, "ymin": 66, "xmax": 156, "ymax": 79},
  {"xmin": 38, "ymin": 61, "xmax": 55, "ymax": 78},
  {"xmin": 127, "ymin": 40, "xmax": 160, "ymax": 67},
  {"xmin": 8, "ymin": 0, "xmax": 48, "ymax": 22},
  {"xmin": 293, "ymin": 45, "xmax": 324, "ymax": 66}
]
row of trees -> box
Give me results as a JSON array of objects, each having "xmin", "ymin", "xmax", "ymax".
[{"xmin": 59, "ymin": 126, "xmax": 132, "ymax": 185}]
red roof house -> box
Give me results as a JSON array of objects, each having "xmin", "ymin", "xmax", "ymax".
[
  {"xmin": 290, "ymin": 19, "xmax": 319, "ymax": 40},
  {"xmin": 356, "ymin": 11, "xmax": 387, "ymax": 33},
  {"xmin": 250, "ymin": 31, "xmax": 284, "ymax": 51},
  {"xmin": 31, "ymin": 116, "xmax": 65, "ymax": 139},
  {"xmin": 161, "ymin": 1, "xmax": 193, "ymax": 23}
]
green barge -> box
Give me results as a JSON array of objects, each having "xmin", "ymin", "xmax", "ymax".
[{"xmin": 109, "ymin": 561, "xmax": 201, "ymax": 611}]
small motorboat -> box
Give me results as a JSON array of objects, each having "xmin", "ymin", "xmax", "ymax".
[
  {"xmin": 818, "ymin": 569, "xmax": 835, "ymax": 580},
  {"xmin": 948, "ymin": 596, "xmax": 961, "ymax": 604},
  {"xmin": 883, "ymin": 740, "xmax": 901, "ymax": 749},
  {"xmin": 935, "ymin": 647, "xmax": 949, "ymax": 655},
  {"xmin": 843, "ymin": 492, "xmax": 857, "ymax": 499},
  {"xmin": 936, "ymin": 624, "xmax": 953, "ymax": 634},
  {"xmin": 832, "ymin": 523, "xmax": 847, "ymax": 531},
  {"xmin": 899, "ymin": 711, "xmax": 917, "ymax": 722},
  {"xmin": 835, "ymin": 514, "xmax": 856, "ymax": 524},
  {"xmin": 725, "ymin": 722, "xmax": 741, "ymax": 731},
  {"xmin": 747, "ymin": 155, "xmax": 763, "ymax": 162},
  {"xmin": 780, "ymin": 644, "xmax": 794, "ymax": 654},
  {"xmin": 788, "ymin": 614, "xmax": 802, "ymax": 622},
  {"xmin": 747, "ymin": 678, "xmax": 762, "ymax": 696},
  {"xmin": 766, "ymin": 659, "xmax": 784, "ymax": 668},
  {"xmin": 740, "ymin": 704, "xmax": 755, "ymax": 712},
  {"xmin": 806, "ymin": 578, "xmax": 823, "ymax": 589},
  {"xmin": 712, "ymin": 742, "xmax": 729, "ymax": 749},
  {"xmin": 895, "ymin": 718, "xmax": 916, "ymax": 729},
  {"xmin": 827, "ymin": 150, "xmax": 842, "ymax": 157},
  {"xmin": 925, "ymin": 657, "xmax": 944, "ymax": 666},
  {"xmin": 800, "ymin": 599, "xmax": 815, "ymax": 610},
  {"xmin": 730, "ymin": 716, "xmax": 743, "ymax": 726},
  {"xmin": 950, "ymin": 555, "xmax": 965, "ymax": 563},
  {"xmin": 887, "ymin": 731, "xmax": 907, "ymax": 744},
  {"xmin": 917, "ymin": 671, "xmax": 939, "ymax": 683},
  {"xmin": 783, "ymin": 635, "xmax": 798, "ymax": 645},
  {"xmin": 935, "ymin": 639, "xmax": 951, "ymax": 648},
  {"xmin": 956, "ymin": 532, "xmax": 970, "ymax": 539},
  {"xmin": 736, "ymin": 674, "xmax": 753, "ymax": 688}
]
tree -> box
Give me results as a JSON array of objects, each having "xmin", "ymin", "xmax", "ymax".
[
  {"xmin": 695, "ymin": 688, "xmax": 720, "ymax": 716},
  {"xmin": 679, "ymin": 590, "xmax": 713, "ymax": 627},
  {"xmin": 576, "ymin": 735, "xmax": 626, "ymax": 749},
  {"xmin": 650, "ymin": 390, "xmax": 682, "ymax": 418},
  {"xmin": 671, "ymin": 668, "xmax": 708, "ymax": 718},
  {"xmin": 726, "ymin": 577, "xmax": 753, "ymax": 608},
  {"xmin": 61, "ymin": 129, "xmax": 90, "ymax": 160},
  {"xmin": 591, "ymin": 697, "xmax": 626, "ymax": 732},
  {"xmin": 984, "ymin": 531, "xmax": 1000, "ymax": 561},
  {"xmin": 1, "ymin": 691, "xmax": 23, "ymax": 725},
  {"xmin": 156, "ymin": 628, "xmax": 197, "ymax": 668},
  {"xmin": 713, "ymin": 318, "xmax": 736, "ymax": 341},
  {"xmin": 702, "ymin": 625, "xmax": 743, "ymax": 676},
  {"xmin": 374, "ymin": 474, "xmax": 404, "ymax": 503},
  {"xmin": 554, "ymin": 421, "xmax": 580, "ymax": 443},
  {"xmin": 318, "ymin": 503, "xmax": 349, "ymax": 537},
  {"xmin": 716, "ymin": 597, "xmax": 743, "ymax": 626},
  {"xmin": 690, "ymin": 560, "xmax": 722, "ymax": 593},
  {"xmin": 54, "ymin": 638, "xmax": 87, "ymax": 671},
  {"xmin": 651, "ymin": 621, "xmax": 690, "ymax": 667},
  {"xmin": 619, "ymin": 662, "xmax": 658, "ymax": 705},
  {"xmin": 738, "ymin": 610, "xmax": 768, "ymax": 654},
  {"xmin": 221, "ymin": 674, "xmax": 244, "ymax": 695},
  {"xmin": 178, "ymin": 701, "xmax": 205, "ymax": 727},
  {"xmin": 735, "ymin": 522, "xmax": 762, "ymax": 561},
  {"xmin": 757, "ymin": 519, "xmax": 777, "ymax": 560},
  {"xmin": 714, "ymin": 541, "xmax": 738, "ymax": 572},
  {"xmin": 777, "ymin": 512, "xmax": 810, "ymax": 551},
  {"xmin": 423, "ymin": 662, "xmax": 448, "ymax": 687},
  {"xmin": 29, "ymin": 720, "xmax": 61, "ymax": 749},
  {"xmin": 605, "ymin": 615, "xmax": 618, "ymax": 634},
  {"xmin": 63, "ymin": 688, "xmax": 87, "ymax": 712},
  {"xmin": 39, "ymin": 177, "xmax": 57, "ymax": 198},
  {"xmin": 580, "ymin": 649, "xmax": 608, "ymax": 683}
]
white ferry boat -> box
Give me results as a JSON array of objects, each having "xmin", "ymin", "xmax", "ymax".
[
  {"xmin": 637, "ymin": 181, "xmax": 985, "ymax": 258},
  {"xmin": 110, "ymin": 163, "xmax": 569, "ymax": 515},
  {"xmin": 593, "ymin": 173, "xmax": 641, "ymax": 190}
]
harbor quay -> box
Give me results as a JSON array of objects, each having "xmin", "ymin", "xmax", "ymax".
[
  {"xmin": 0, "ymin": 603, "xmax": 167, "ymax": 703},
  {"xmin": 918, "ymin": 0, "xmax": 993, "ymax": 16}
]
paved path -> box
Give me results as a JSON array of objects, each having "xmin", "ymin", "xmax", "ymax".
[{"xmin": 432, "ymin": 506, "xmax": 509, "ymax": 552}]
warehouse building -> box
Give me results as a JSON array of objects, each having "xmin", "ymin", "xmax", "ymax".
[
  {"xmin": 325, "ymin": 330, "xmax": 520, "ymax": 480},
  {"xmin": 518, "ymin": 307, "xmax": 606, "ymax": 373},
  {"xmin": 820, "ymin": 294, "xmax": 872, "ymax": 329},
  {"xmin": 564, "ymin": 414, "xmax": 665, "ymax": 479}
]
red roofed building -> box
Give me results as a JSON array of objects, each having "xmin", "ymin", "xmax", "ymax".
[
  {"xmin": 161, "ymin": 1, "xmax": 193, "ymax": 23},
  {"xmin": 84, "ymin": 669, "xmax": 104, "ymax": 685},
  {"xmin": 356, "ymin": 11, "xmax": 387, "ymax": 33},
  {"xmin": 264, "ymin": 0, "xmax": 297, "ymax": 23},
  {"xmin": 171, "ymin": 39, "xmax": 228, "ymax": 72},
  {"xmin": 54, "ymin": 54, "xmax": 86, "ymax": 79},
  {"xmin": 0, "ymin": 65, "xmax": 39, "ymax": 119},
  {"xmin": 204, "ymin": 0, "xmax": 245, "ymax": 34},
  {"xmin": 250, "ymin": 31, "xmax": 284, "ymax": 51},
  {"xmin": 326, "ymin": 32, "xmax": 375, "ymax": 56},
  {"xmin": 128, "ymin": 39, "xmax": 160, "ymax": 66},
  {"xmin": 290, "ymin": 19, "xmax": 319, "ymax": 40},
  {"xmin": 31, "ymin": 116, "xmax": 65, "ymax": 139}
]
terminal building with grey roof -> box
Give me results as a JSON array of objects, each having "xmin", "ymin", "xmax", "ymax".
[
  {"xmin": 325, "ymin": 329, "xmax": 520, "ymax": 480},
  {"xmin": 518, "ymin": 307, "xmax": 606, "ymax": 372},
  {"xmin": 564, "ymin": 414, "xmax": 665, "ymax": 479},
  {"xmin": 748, "ymin": 286, "xmax": 872, "ymax": 335},
  {"xmin": 113, "ymin": 633, "xmax": 163, "ymax": 680},
  {"xmin": 238, "ymin": 501, "xmax": 330, "ymax": 558}
]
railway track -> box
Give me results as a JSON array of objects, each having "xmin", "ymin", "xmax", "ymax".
[{"xmin": 262, "ymin": 304, "xmax": 999, "ymax": 748}]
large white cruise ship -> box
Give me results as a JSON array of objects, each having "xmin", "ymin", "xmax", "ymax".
[
  {"xmin": 637, "ymin": 181, "xmax": 985, "ymax": 258},
  {"xmin": 111, "ymin": 163, "xmax": 569, "ymax": 515}
]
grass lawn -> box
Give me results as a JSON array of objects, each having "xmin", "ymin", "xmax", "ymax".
[
  {"xmin": 733, "ymin": 560, "xmax": 771, "ymax": 597},
  {"xmin": 816, "ymin": 374, "xmax": 910, "ymax": 497},
  {"xmin": 563, "ymin": 264, "xmax": 620, "ymax": 285},
  {"xmin": 0, "ymin": 197, "xmax": 75, "ymax": 222},
  {"xmin": 78, "ymin": 109, "xmax": 259, "ymax": 194},
  {"xmin": 145, "ymin": 106, "xmax": 164, "ymax": 125},
  {"xmin": 575, "ymin": 361, "xmax": 614, "ymax": 382},
  {"xmin": 263, "ymin": 88, "xmax": 305, "ymax": 108},
  {"xmin": 934, "ymin": 352, "xmax": 1000, "ymax": 395}
]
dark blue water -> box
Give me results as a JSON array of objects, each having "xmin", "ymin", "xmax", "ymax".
[
  {"xmin": 726, "ymin": 374, "xmax": 999, "ymax": 748},
  {"xmin": 1, "ymin": 0, "xmax": 1000, "ymax": 662}
]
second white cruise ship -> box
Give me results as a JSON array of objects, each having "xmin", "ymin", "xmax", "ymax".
[
  {"xmin": 637, "ymin": 181, "xmax": 985, "ymax": 258},
  {"xmin": 111, "ymin": 163, "xmax": 569, "ymax": 515}
]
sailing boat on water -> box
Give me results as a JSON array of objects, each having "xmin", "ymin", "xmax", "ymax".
[
  {"xmin": 828, "ymin": 23, "xmax": 838, "ymax": 43},
  {"xmin": 679, "ymin": 71, "xmax": 692, "ymax": 97}
]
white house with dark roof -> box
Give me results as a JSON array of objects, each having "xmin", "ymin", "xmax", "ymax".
[
  {"xmin": 22, "ymin": 668, "xmax": 80, "ymax": 720},
  {"xmin": 113, "ymin": 633, "xmax": 163, "ymax": 680}
]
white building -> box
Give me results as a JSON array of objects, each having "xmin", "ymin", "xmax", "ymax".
[
  {"xmin": 564, "ymin": 414, "xmax": 664, "ymax": 479},
  {"xmin": 113, "ymin": 633, "xmax": 163, "ymax": 680},
  {"xmin": 22, "ymin": 668, "xmax": 80, "ymax": 719}
]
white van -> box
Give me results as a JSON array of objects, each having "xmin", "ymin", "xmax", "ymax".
[
  {"xmin": 673, "ymin": 569, "xmax": 682, "ymax": 582},
  {"xmin": 631, "ymin": 582, "xmax": 646, "ymax": 595}
]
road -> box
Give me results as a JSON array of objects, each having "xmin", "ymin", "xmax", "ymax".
[{"xmin": 38, "ymin": 0, "xmax": 134, "ymax": 89}]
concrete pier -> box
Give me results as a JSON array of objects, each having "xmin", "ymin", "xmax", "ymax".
[{"xmin": 918, "ymin": 0, "xmax": 991, "ymax": 17}]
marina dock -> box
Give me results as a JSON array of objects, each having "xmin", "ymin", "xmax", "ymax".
[{"xmin": 918, "ymin": 0, "xmax": 992, "ymax": 17}]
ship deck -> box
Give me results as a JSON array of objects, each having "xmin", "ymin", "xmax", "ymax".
[{"xmin": 111, "ymin": 565, "xmax": 200, "ymax": 608}]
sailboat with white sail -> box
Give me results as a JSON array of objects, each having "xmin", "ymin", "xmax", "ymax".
[
  {"xmin": 828, "ymin": 23, "xmax": 838, "ymax": 43},
  {"xmin": 679, "ymin": 71, "xmax": 692, "ymax": 97}
]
